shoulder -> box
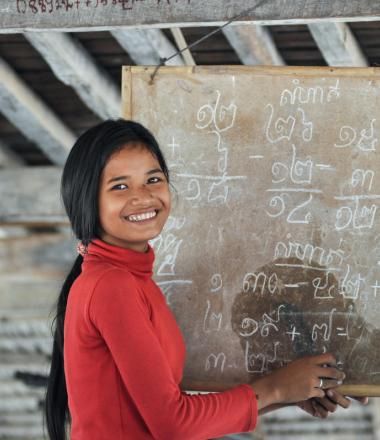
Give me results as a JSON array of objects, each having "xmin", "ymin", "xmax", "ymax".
[
  {"xmin": 91, "ymin": 267, "xmax": 140, "ymax": 300},
  {"xmin": 88, "ymin": 267, "xmax": 150, "ymax": 322}
]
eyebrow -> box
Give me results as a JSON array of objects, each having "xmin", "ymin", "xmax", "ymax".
[{"xmin": 106, "ymin": 168, "xmax": 164, "ymax": 184}]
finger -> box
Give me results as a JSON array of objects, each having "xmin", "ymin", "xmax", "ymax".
[
  {"xmin": 326, "ymin": 389, "xmax": 351, "ymax": 408},
  {"xmin": 350, "ymin": 396, "xmax": 369, "ymax": 405},
  {"xmin": 311, "ymin": 399, "xmax": 329, "ymax": 418},
  {"xmin": 317, "ymin": 366, "xmax": 345, "ymax": 381},
  {"xmin": 311, "ymin": 387, "xmax": 326, "ymax": 399},
  {"xmin": 297, "ymin": 401, "xmax": 315, "ymax": 417},
  {"xmin": 314, "ymin": 353, "xmax": 337, "ymax": 366},
  {"xmin": 314, "ymin": 396, "xmax": 337, "ymax": 412}
]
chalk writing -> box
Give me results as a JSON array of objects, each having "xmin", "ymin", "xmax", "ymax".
[
  {"xmin": 286, "ymin": 325, "xmax": 301, "ymax": 341},
  {"xmin": 340, "ymin": 264, "xmax": 365, "ymax": 301},
  {"xmin": 335, "ymin": 198, "xmax": 377, "ymax": 231},
  {"xmin": 152, "ymin": 216, "xmax": 186, "ymax": 277},
  {"xmin": 334, "ymin": 119, "xmax": 378, "ymax": 152},
  {"xmin": 196, "ymin": 90, "xmax": 236, "ymax": 133},
  {"xmin": 312, "ymin": 308, "xmax": 336, "ymax": 342},
  {"xmin": 266, "ymin": 192, "xmax": 313, "ymax": 224},
  {"xmin": 371, "ymin": 281, "xmax": 380, "ymax": 298},
  {"xmin": 265, "ymin": 105, "xmax": 313, "ymax": 144},
  {"xmin": 210, "ymin": 273, "xmax": 223, "ymax": 293},
  {"xmin": 279, "ymin": 79, "xmax": 340, "ymax": 106},
  {"xmin": 271, "ymin": 144, "xmax": 313, "ymax": 185},
  {"xmin": 242, "ymin": 271, "xmax": 279, "ymax": 295},
  {"xmin": 203, "ymin": 300, "xmax": 223, "ymax": 333},
  {"xmin": 157, "ymin": 280, "xmax": 193, "ymax": 304},
  {"xmin": 351, "ymin": 169, "xmax": 375, "ymax": 192},
  {"xmin": 195, "ymin": 90, "xmax": 237, "ymax": 206},
  {"xmin": 205, "ymin": 352, "xmax": 226, "ymax": 373},
  {"xmin": 312, "ymin": 272, "xmax": 336, "ymax": 299},
  {"xmin": 274, "ymin": 240, "xmax": 345, "ymax": 267},
  {"xmin": 245, "ymin": 341, "xmax": 280, "ymax": 373}
]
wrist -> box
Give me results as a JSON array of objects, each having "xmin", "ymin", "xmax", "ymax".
[{"xmin": 251, "ymin": 374, "xmax": 282, "ymax": 409}]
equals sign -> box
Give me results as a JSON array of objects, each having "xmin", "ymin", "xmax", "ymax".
[
  {"xmin": 316, "ymin": 164, "xmax": 336, "ymax": 171},
  {"xmin": 336, "ymin": 327, "xmax": 347, "ymax": 336}
]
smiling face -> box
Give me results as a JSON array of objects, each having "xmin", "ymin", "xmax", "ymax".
[{"xmin": 98, "ymin": 143, "xmax": 171, "ymax": 252}]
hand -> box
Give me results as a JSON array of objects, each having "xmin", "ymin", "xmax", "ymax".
[
  {"xmin": 297, "ymin": 389, "xmax": 369, "ymax": 418},
  {"xmin": 325, "ymin": 389, "xmax": 369, "ymax": 407},
  {"xmin": 271, "ymin": 353, "xmax": 345, "ymax": 403},
  {"xmin": 297, "ymin": 394, "xmax": 339, "ymax": 418},
  {"xmin": 252, "ymin": 353, "xmax": 345, "ymax": 409}
]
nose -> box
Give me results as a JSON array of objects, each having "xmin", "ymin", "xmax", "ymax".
[{"xmin": 129, "ymin": 185, "xmax": 153, "ymax": 206}]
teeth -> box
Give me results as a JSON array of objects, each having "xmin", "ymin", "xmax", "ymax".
[{"xmin": 127, "ymin": 211, "xmax": 157, "ymax": 222}]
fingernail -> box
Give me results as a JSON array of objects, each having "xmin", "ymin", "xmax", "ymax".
[{"xmin": 327, "ymin": 390, "xmax": 333, "ymax": 397}]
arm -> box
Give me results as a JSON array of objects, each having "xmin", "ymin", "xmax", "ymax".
[{"xmin": 258, "ymin": 403, "xmax": 292, "ymax": 415}]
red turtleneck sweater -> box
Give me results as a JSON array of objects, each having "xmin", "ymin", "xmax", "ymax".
[{"xmin": 64, "ymin": 239, "xmax": 257, "ymax": 439}]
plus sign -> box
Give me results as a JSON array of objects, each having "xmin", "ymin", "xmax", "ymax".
[
  {"xmin": 286, "ymin": 326, "xmax": 300, "ymax": 341},
  {"xmin": 372, "ymin": 280, "xmax": 380, "ymax": 297},
  {"xmin": 168, "ymin": 137, "xmax": 180, "ymax": 158}
]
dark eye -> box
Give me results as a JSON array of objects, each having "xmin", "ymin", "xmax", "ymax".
[
  {"xmin": 148, "ymin": 176, "xmax": 163, "ymax": 184},
  {"xmin": 111, "ymin": 183, "xmax": 128, "ymax": 190}
]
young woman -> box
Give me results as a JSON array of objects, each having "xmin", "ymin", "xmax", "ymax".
[{"xmin": 45, "ymin": 119, "xmax": 362, "ymax": 440}]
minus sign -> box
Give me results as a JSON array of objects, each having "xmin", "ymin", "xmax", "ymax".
[{"xmin": 249, "ymin": 155, "xmax": 264, "ymax": 159}]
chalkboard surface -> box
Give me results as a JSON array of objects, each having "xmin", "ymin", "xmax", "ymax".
[{"xmin": 122, "ymin": 66, "xmax": 380, "ymax": 395}]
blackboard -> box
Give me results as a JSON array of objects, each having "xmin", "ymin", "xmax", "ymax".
[{"xmin": 122, "ymin": 66, "xmax": 380, "ymax": 396}]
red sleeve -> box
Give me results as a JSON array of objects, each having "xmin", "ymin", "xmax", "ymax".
[{"xmin": 88, "ymin": 269, "xmax": 258, "ymax": 440}]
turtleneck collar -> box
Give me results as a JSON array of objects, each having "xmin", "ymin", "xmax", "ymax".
[{"xmin": 84, "ymin": 239, "xmax": 154, "ymax": 279}]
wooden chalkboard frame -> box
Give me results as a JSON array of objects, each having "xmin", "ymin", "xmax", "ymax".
[{"xmin": 122, "ymin": 65, "xmax": 380, "ymax": 397}]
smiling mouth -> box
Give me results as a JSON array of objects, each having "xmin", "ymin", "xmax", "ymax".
[{"xmin": 126, "ymin": 210, "xmax": 157, "ymax": 222}]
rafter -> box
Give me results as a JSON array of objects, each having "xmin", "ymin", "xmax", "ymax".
[
  {"xmin": 0, "ymin": 140, "xmax": 24, "ymax": 168},
  {"xmin": 111, "ymin": 28, "xmax": 184, "ymax": 66},
  {"xmin": 25, "ymin": 32, "xmax": 121, "ymax": 119},
  {"xmin": 0, "ymin": 140, "xmax": 27, "ymax": 237},
  {"xmin": 170, "ymin": 28, "xmax": 195, "ymax": 66},
  {"xmin": 222, "ymin": 24, "xmax": 284, "ymax": 65},
  {"xmin": 308, "ymin": 22, "xmax": 368, "ymax": 67},
  {"xmin": 0, "ymin": 58, "xmax": 75, "ymax": 166}
]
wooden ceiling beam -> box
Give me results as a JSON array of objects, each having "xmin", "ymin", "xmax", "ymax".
[
  {"xmin": 222, "ymin": 24, "xmax": 284, "ymax": 65},
  {"xmin": 0, "ymin": 58, "xmax": 75, "ymax": 166},
  {"xmin": 0, "ymin": 141, "xmax": 28, "ymax": 237},
  {"xmin": 170, "ymin": 28, "xmax": 195, "ymax": 66},
  {"xmin": 111, "ymin": 29, "xmax": 184, "ymax": 66},
  {"xmin": 1, "ymin": 1, "xmax": 380, "ymax": 32},
  {"xmin": 308, "ymin": 22, "xmax": 368, "ymax": 67},
  {"xmin": 0, "ymin": 140, "xmax": 24, "ymax": 168},
  {"xmin": 25, "ymin": 32, "xmax": 121, "ymax": 119},
  {"xmin": 0, "ymin": 167, "xmax": 67, "ymax": 226}
]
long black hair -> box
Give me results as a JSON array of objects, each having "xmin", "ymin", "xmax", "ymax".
[{"xmin": 45, "ymin": 119, "xmax": 169, "ymax": 440}]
